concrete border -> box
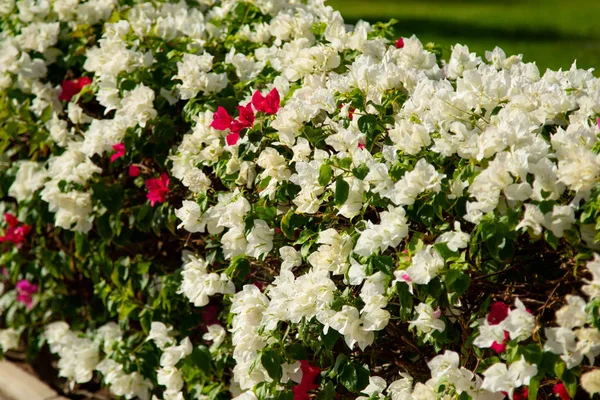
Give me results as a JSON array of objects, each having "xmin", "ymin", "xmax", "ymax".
[{"xmin": 0, "ymin": 360, "xmax": 69, "ymax": 400}]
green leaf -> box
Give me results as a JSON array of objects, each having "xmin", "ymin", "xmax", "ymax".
[
  {"xmin": 340, "ymin": 364, "xmax": 370, "ymax": 392},
  {"xmin": 562, "ymin": 369, "xmax": 578, "ymax": 398},
  {"xmin": 339, "ymin": 365, "xmax": 358, "ymax": 392},
  {"xmin": 316, "ymin": 381, "xmax": 335, "ymax": 400},
  {"xmin": 545, "ymin": 230, "xmax": 559, "ymax": 250},
  {"xmin": 276, "ymin": 391, "xmax": 294, "ymax": 400},
  {"xmin": 322, "ymin": 328, "xmax": 341, "ymax": 350},
  {"xmin": 188, "ymin": 345, "xmax": 212, "ymax": 376},
  {"xmin": 75, "ymin": 233, "xmax": 90, "ymax": 257},
  {"xmin": 352, "ymin": 164, "xmax": 369, "ymax": 180},
  {"xmin": 396, "ymin": 282, "xmax": 413, "ymax": 321},
  {"xmin": 40, "ymin": 106, "xmax": 53, "ymax": 123},
  {"xmin": 433, "ymin": 242, "xmax": 458, "ymax": 260},
  {"xmin": 261, "ymin": 350, "xmax": 283, "ymax": 382},
  {"xmin": 528, "ymin": 376, "xmax": 540, "ymax": 400},
  {"xmin": 280, "ymin": 210, "xmax": 308, "ymax": 240},
  {"xmin": 357, "ymin": 114, "xmax": 378, "ymax": 135},
  {"xmin": 357, "ymin": 114, "xmax": 381, "ymax": 149},
  {"xmin": 135, "ymin": 204, "xmax": 153, "ymax": 231},
  {"xmin": 286, "ymin": 343, "xmax": 308, "ymax": 360},
  {"xmin": 370, "ymin": 255, "xmax": 394, "ymax": 275},
  {"xmin": 553, "ymin": 361, "xmax": 566, "ymax": 379},
  {"xmin": 444, "ymin": 269, "xmax": 471, "ymax": 296},
  {"xmin": 318, "ymin": 164, "xmax": 333, "ymax": 186},
  {"xmin": 118, "ymin": 300, "xmax": 137, "ymax": 320},
  {"xmin": 334, "ymin": 176, "xmax": 349, "ymax": 206},
  {"xmin": 294, "ymin": 229, "xmax": 316, "ymax": 245},
  {"xmin": 225, "ymin": 256, "xmax": 250, "ymax": 280},
  {"xmin": 92, "ymin": 182, "xmax": 123, "ymax": 214},
  {"xmin": 329, "ymin": 354, "xmax": 349, "ymax": 378},
  {"xmin": 96, "ymin": 212, "xmax": 113, "ymax": 240}
]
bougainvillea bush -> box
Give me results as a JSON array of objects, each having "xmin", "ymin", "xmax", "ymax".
[{"xmin": 1, "ymin": 0, "xmax": 600, "ymax": 399}]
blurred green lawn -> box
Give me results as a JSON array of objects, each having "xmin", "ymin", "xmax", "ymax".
[{"xmin": 328, "ymin": 0, "xmax": 600, "ymax": 73}]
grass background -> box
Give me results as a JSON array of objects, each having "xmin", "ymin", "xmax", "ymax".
[{"xmin": 327, "ymin": 0, "xmax": 600, "ymax": 73}]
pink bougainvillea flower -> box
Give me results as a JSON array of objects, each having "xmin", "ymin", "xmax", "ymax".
[
  {"xmin": 490, "ymin": 331, "xmax": 510, "ymax": 353},
  {"xmin": 395, "ymin": 38, "xmax": 405, "ymax": 49},
  {"xmin": 596, "ymin": 117, "xmax": 600, "ymax": 130},
  {"xmin": 211, "ymin": 106, "xmax": 233, "ymax": 130},
  {"xmin": 0, "ymin": 213, "xmax": 30, "ymax": 247},
  {"xmin": 16, "ymin": 279, "xmax": 38, "ymax": 309},
  {"xmin": 487, "ymin": 301, "xmax": 509, "ymax": 325},
  {"xmin": 553, "ymin": 382, "xmax": 570, "ymax": 400},
  {"xmin": 252, "ymin": 88, "xmax": 280, "ymax": 114},
  {"xmin": 58, "ymin": 76, "xmax": 92, "ymax": 102},
  {"xmin": 129, "ymin": 165, "xmax": 141, "ymax": 177},
  {"xmin": 237, "ymin": 103, "xmax": 255, "ymax": 127},
  {"xmin": 110, "ymin": 143, "xmax": 126, "ymax": 163},
  {"xmin": 226, "ymin": 132, "xmax": 240, "ymax": 146},
  {"xmin": 145, "ymin": 173, "xmax": 170, "ymax": 206},
  {"xmin": 293, "ymin": 360, "xmax": 321, "ymax": 400}
]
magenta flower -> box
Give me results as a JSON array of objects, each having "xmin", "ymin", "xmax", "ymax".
[
  {"xmin": 487, "ymin": 301, "xmax": 509, "ymax": 325},
  {"xmin": 0, "ymin": 213, "xmax": 30, "ymax": 248},
  {"xmin": 145, "ymin": 173, "xmax": 170, "ymax": 206},
  {"xmin": 395, "ymin": 37, "xmax": 405, "ymax": 49},
  {"xmin": 293, "ymin": 360, "xmax": 321, "ymax": 400},
  {"xmin": 58, "ymin": 76, "xmax": 92, "ymax": 102},
  {"xmin": 211, "ymin": 106, "xmax": 233, "ymax": 130},
  {"xmin": 226, "ymin": 133, "xmax": 240, "ymax": 146},
  {"xmin": 110, "ymin": 143, "xmax": 126, "ymax": 163},
  {"xmin": 16, "ymin": 279, "xmax": 38, "ymax": 309},
  {"xmin": 236, "ymin": 103, "xmax": 255, "ymax": 127},
  {"xmin": 252, "ymin": 88, "xmax": 280, "ymax": 115},
  {"xmin": 129, "ymin": 165, "xmax": 141, "ymax": 177},
  {"xmin": 553, "ymin": 382, "xmax": 571, "ymax": 400}
]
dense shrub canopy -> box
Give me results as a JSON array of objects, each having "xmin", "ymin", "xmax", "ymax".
[{"xmin": 1, "ymin": 0, "xmax": 600, "ymax": 399}]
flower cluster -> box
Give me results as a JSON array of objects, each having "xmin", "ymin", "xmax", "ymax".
[{"xmin": 1, "ymin": 0, "xmax": 600, "ymax": 399}]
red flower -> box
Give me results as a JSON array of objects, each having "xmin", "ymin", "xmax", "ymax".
[
  {"xmin": 5, "ymin": 213, "xmax": 19, "ymax": 228},
  {"xmin": 487, "ymin": 301, "xmax": 509, "ymax": 325},
  {"xmin": 553, "ymin": 382, "xmax": 570, "ymax": 400},
  {"xmin": 293, "ymin": 360, "xmax": 320, "ymax": 400},
  {"xmin": 490, "ymin": 331, "xmax": 510, "ymax": 353},
  {"xmin": 252, "ymin": 88, "xmax": 280, "ymax": 114},
  {"xmin": 129, "ymin": 165, "xmax": 141, "ymax": 177},
  {"xmin": 237, "ymin": 103, "xmax": 255, "ymax": 127},
  {"xmin": 145, "ymin": 173, "xmax": 170, "ymax": 206},
  {"xmin": 226, "ymin": 133, "xmax": 240, "ymax": 146},
  {"xmin": 110, "ymin": 143, "xmax": 126, "ymax": 163},
  {"xmin": 211, "ymin": 106, "xmax": 233, "ymax": 130},
  {"xmin": 201, "ymin": 305, "xmax": 219, "ymax": 327},
  {"xmin": 0, "ymin": 213, "xmax": 30, "ymax": 247},
  {"xmin": 512, "ymin": 388, "xmax": 528, "ymax": 400},
  {"xmin": 59, "ymin": 76, "xmax": 92, "ymax": 102},
  {"xmin": 16, "ymin": 279, "xmax": 38, "ymax": 309},
  {"xmin": 395, "ymin": 38, "xmax": 405, "ymax": 49}
]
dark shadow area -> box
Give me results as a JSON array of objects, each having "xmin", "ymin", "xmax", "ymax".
[{"xmin": 344, "ymin": 16, "xmax": 594, "ymax": 42}]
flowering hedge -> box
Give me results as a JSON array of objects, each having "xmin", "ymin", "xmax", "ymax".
[{"xmin": 1, "ymin": 0, "xmax": 600, "ymax": 399}]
